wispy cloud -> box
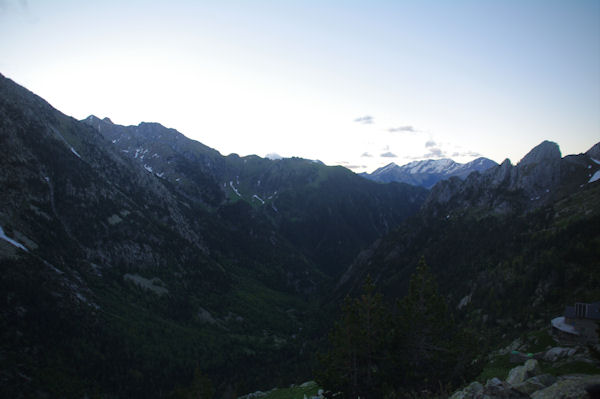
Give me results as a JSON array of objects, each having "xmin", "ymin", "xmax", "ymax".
[
  {"xmin": 388, "ymin": 125, "xmax": 416, "ymax": 133},
  {"xmin": 425, "ymin": 140, "xmax": 436, "ymax": 148},
  {"xmin": 381, "ymin": 151, "xmax": 398, "ymax": 158},
  {"xmin": 354, "ymin": 115, "xmax": 374, "ymax": 124},
  {"xmin": 452, "ymin": 150, "xmax": 481, "ymax": 157},
  {"xmin": 361, "ymin": 152, "xmax": 373, "ymax": 157},
  {"xmin": 424, "ymin": 147, "xmax": 444, "ymax": 158}
]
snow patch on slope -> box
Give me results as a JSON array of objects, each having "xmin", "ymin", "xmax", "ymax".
[
  {"xmin": 0, "ymin": 226, "xmax": 28, "ymax": 252},
  {"xmin": 252, "ymin": 194, "xmax": 265, "ymax": 204},
  {"xmin": 589, "ymin": 170, "xmax": 600, "ymax": 183},
  {"xmin": 230, "ymin": 181, "xmax": 242, "ymax": 197},
  {"xmin": 70, "ymin": 147, "xmax": 81, "ymax": 158}
]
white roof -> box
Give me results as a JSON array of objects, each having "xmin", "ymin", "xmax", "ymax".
[{"xmin": 551, "ymin": 316, "xmax": 579, "ymax": 335}]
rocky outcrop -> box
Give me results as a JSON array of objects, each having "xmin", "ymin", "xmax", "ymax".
[
  {"xmin": 531, "ymin": 375, "xmax": 600, "ymax": 399},
  {"xmin": 425, "ymin": 140, "xmax": 600, "ymax": 217},
  {"xmin": 506, "ymin": 359, "xmax": 542, "ymax": 385},
  {"xmin": 450, "ymin": 357, "xmax": 600, "ymax": 399}
]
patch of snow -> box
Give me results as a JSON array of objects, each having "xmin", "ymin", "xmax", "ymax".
[
  {"xmin": 589, "ymin": 165, "xmax": 592, "ymax": 169},
  {"xmin": 176, "ymin": 178, "xmax": 181, "ymax": 182},
  {"xmin": 0, "ymin": 226, "xmax": 28, "ymax": 252},
  {"xmin": 156, "ymin": 172, "xmax": 164, "ymax": 178},
  {"xmin": 70, "ymin": 147, "xmax": 81, "ymax": 158},
  {"xmin": 271, "ymin": 203, "xmax": 279, "ymax": 213},
  {"xmin": 44, "ymin": 176, "xmax": 50, "ymax": 182},
  {"xmin": 592, "ymin": 158, "xmax": 600, "ymax": 165},
  {"xmin": 252, "ymin": 194, "xmax": 265, "ymax": 204},
  {"xmin": 43, "ymin": 260, "xmax": 64, "ymax": 274},
  {"xmin": 122, "ymin": 150, "xmax": 129, "ymax": 153},
  {"xmin": 589, "ymin": 170, "xmax": 600, "ymax": 183},
  {"xmin": 144, "ymin": 164, "xmax": 153, "ymax": 173},
  {"xmin": 152, "ymin": 153, "xmax": 159, "ymax": 158},
  {"xmin": 230, "ymin": 181, "xmax": 242, "ymax": 197},
  {"xmin": 112, "ymin": 139, "xmax": 117, "ymax": 144},
  {"xmin": 545, "ymin": 189, "xmax": 550, "ymax": 193}
]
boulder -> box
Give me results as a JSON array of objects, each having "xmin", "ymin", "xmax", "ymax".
[
  {"xmin": 484, "ymin": 377, "xmax": 529, "ymax": 398},
  {"xmin": 531, "ymin": 375, "xmax": 600, "ymax": 399},
  {"xmin": 543, "ymin": 347, "xmax": 572, "ymax": 362},
  {"xmin": 513, "ymin": 374, "xmax": 557, "ymax": 395},
  {"xmin": 449, "ymin": 381, "xmax": 484, "ymax": 399},
  {"xmin": 506, "ymin": 359, "xmax": 542, "ymax": 385}
]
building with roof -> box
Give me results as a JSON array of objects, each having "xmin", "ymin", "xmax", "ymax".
[{"xmin": 551, "ymin": 302, "xmax": 600, "ymax": 344}]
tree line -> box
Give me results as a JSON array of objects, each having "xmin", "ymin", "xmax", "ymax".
[{"xmin": 316, "ymin": 258, "xmax": 479, "ymax": 398}]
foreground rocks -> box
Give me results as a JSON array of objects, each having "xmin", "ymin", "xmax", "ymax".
[{"xmin": 450, "ymin": 358, "xmax": 600, "ymax": 399}]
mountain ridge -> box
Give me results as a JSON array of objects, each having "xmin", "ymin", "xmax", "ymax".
[{"xmin": 361, "ymin": 157, "xmax": 498, "ymax": 188}]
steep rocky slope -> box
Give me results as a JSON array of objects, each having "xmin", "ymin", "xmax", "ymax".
[
  {"xmin": 82, "ymin": 114, "xmax": 427, "ymax": 277},
  {"xmin": 0, "ymin": 73, "xmax": 427, "ymax": 397},
  {"xmin": 336, "ymin": 140, "xmax": 600, "ymax": 333}
]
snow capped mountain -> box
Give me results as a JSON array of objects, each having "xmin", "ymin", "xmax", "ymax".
[{"xmin": 362, "ymin": 157, "xmax": 498, "ymax": 188}]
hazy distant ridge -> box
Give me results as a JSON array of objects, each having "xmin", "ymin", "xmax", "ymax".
[{"xmin": 360, "ymin": 157, "xmax": 498, "ymax": 188}]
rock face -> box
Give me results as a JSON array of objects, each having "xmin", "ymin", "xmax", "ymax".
[
  {"xmin": 424, "ymin": 140, "xmax": 600, "ymax": 216},
  {"xmin": 513, "ymin": 374, "xmax": 557, "ymax": 395},
  {"xmin": 543, "ymin": 347, "xmax": 575, "ymax": 362},
  {"xmin": 531, "ymin": 375, "xmax": 600, "ymax": 399},
  {"xmin": 450, "ymin": 359, "xmax": 600, "ymax": 399},
  {"xmin": 506, "ymin": 359, "xmax": 542, "ymax": 385},
  {"xmin": 587, "ymin": 142, "xmax": 600, "ymax": 160}
]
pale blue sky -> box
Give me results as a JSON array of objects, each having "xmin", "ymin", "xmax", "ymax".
[{"xmin": 1, "ymin": 0, "xmax": 598, "ymax": 172}]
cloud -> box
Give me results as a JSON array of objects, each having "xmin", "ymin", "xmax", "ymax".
[
  {"xmin": 361, "ymin": 152, "xmax": 373, "ymax": 157},
  {"xmin": 388, "ymin": 125, "xmax": 416, "ymax": 133},
  {"xmin": 345, "ymin": 164, "xmax": 367, "ymax": 170},
  {"xmin": 380, "ymin": 152, "xmax": 398, "ymax": 158},
  {"xmin": 425, "ymin": 140, "xmax": 436, "ymax": 148},
  {"xmin": 354, "ymin": 115, "xmax": 374, "ymax": 124},
  {"xmin": 424, "ymin": 147, "xmax": 444, "ymax": 158},
  {"xmin": 453, "ymin": 150, "xmax": 482, "ymax": 158}
]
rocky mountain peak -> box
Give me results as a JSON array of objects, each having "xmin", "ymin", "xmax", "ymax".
[
  {"xmin": 518, "ymin": 140, "xmax": 561, "ymax": 166},
  {"xmin": 586, "ymin": 142, "xmax": 600, "ymax": 160}
]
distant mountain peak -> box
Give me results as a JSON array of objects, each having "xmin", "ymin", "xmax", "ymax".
[
  {"xmin": 363, "ymin": 157, "xmax": 497, "ymax": 188},
  {"xmin": 518, "ymin": 140, "xmax": 561, "ymax": 166},
  {"xmin": 265, "ymin": 153, "xmax": 283, "ymax": 160},
  {"xmin": 586, "ymin": 142, "xmax": 600, "ymax": 160}
]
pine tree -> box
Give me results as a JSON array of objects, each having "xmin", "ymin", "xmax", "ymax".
[
  {"xmin": 317, "ymin": 276, "xmax": 392, "ymax": 398},
  {"xmin": 394, "ymin": 257, "xmax": 461, "ymax": 391}
]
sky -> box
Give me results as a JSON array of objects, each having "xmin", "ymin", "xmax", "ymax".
[{"xmin": 1, "ymin": 0, "xmax": 599, "ymax": 173}]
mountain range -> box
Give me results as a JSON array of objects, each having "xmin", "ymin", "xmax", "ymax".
[
  {"xmin": 360, "ymin": 157, "xmax": 498, "ymax": 188},
  {"xmin": 0, "ymin": 73, "xmax": 425, "ymax": 397},
  {"xmin": 1, "ymin": 72, "xmax": 599, "ymax": 398}
]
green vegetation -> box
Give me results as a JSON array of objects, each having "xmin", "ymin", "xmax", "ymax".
[
  {"xmin": 477, "ymin": 354, "xmax": 513, "ymax": 382},
  {"xmin": 545, "ymin": 361, "xmax": 600, "ymax": 376},
  {"xmin": 317, "ymin": 260, "xmax": 480, "ymax": 397}
]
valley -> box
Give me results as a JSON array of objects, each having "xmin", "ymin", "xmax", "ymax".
[{"xmin": 1, "ymin": 73, "xmax": 599, "ymax": 398}]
